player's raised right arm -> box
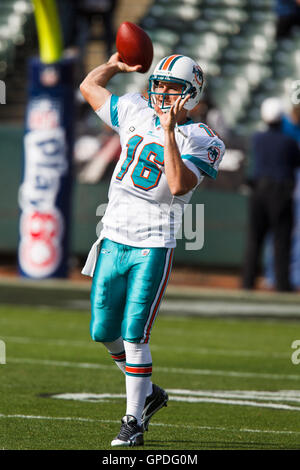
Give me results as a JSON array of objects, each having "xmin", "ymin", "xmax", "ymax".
[{"xmin": 80, "ymin": 53, "xmax": 142, "ymax": 111}]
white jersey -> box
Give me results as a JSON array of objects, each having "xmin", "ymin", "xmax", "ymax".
[{"xmin": 82, "ymin": 93, "xmax": 225, "ymax": 276}]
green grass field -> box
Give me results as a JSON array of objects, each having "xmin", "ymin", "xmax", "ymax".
[{"xmin": 1, "ymin": 285, "xmax": 300, "ymax": 451}]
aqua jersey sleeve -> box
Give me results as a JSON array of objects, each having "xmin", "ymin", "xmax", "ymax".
[
  {"xmin": 95, "ymin": 93, "xmax": 148, "ymax": 134},
  {"xmin": 95, "ymin": 94, "xmax": 121, "ymax": 133}
]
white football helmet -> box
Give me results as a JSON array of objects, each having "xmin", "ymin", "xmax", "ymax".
[{"xmin": 148, "ymin": 55, "xmax": 204, "ymax": 111}]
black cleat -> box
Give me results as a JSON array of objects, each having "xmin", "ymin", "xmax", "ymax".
[
  {"xmin": 141, "ymin": 384, "xmax": 168, "ymax": 431},
  {"xmin": 111, "ymin": 415, "xmax": 144, "ymax": 447}
]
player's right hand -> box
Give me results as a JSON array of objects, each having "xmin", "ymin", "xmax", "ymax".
[{"xmin": 107, "ymin": 52, "xmax": 142, "ymax": 74}]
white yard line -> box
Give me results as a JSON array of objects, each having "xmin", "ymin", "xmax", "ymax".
[
  {"xmin": 0, "ymin": 413, "xmax": 299, "ymax": 436},
  {"xmin": 7, "ymin": 357, "xmax": 300, "ymax": 381},
  {"xmin": 3, "ymin": 336, "xmax": 94, "ymax": 349},
  {"xmin": 2, "ymin": 335, "xmax": 290, "ymax": 358}
]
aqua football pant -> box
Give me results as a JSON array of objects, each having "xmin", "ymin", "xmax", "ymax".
[{"xmin": 90, "ymin": 238, "xmax": 174, "ymax": 343}]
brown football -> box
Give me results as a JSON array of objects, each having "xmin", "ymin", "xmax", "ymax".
[{"xmin": 116, "ymin": 22, "xmax": 153, "ymax": 74}]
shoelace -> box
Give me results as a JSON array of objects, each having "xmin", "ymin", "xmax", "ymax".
[{"xmin": 118, "ymin": 420, "xmax": 139, "ymax": 440}]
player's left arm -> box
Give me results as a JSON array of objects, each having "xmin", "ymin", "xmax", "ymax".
[
  {"xmin": 163, "ymin": 129, "xmax": 199, "ymax": 195},
  {"xmin": 155, "ymin": 95, "xmax": 198, "ymax": 196}
]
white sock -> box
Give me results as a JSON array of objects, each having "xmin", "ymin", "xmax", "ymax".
[
  {"xmin": 102, "ymin": 337, "xmax": 126, "ymax": 374},
  {"xmin": 147, "ymin": 382, "xmax": 153, "ymax": 396},
  {"xmin": 124, "ymin": 340, "xmax": 153, "ymax": 425}
]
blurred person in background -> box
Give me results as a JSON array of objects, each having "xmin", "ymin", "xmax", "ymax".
[
  {"xmin": 264, "ymin": 102, "xmax": 300, "ymax": 290},
  {"xmin": 242, "ymin": 97, "xmax": 300, "ymax": 292},
  {"xmin": 282, "ymin": 103, "xmax": 300, "ymax": 143},
  {"xmin": 281, "ymin": 103, "xmax": 300, "ymax": 289},
  {"xmin": 274, "ymin": 0, "xmax": 300, "ymax": 39}
]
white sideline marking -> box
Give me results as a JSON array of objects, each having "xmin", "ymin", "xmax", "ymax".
[
  {"xmin": 8, "ymin": 357, "xmax": 300, "ymax": 381},
  {"xmin": 0, "ymin": 413, "xmax": 299, "ymax": 436},
  {"xmin": 169, "ymin": 389, "xmax": 300, "ymax": 402},
  {"xmin": 169, "ymin": 396, "xmax": 300, "ymax": 411},
  {"xmin": 160, "ymin": 300, "xmax": 300, "ymax": 316},
  {"xmin": 50, "ymin": 390, "xmax": 300, "ymax": 412},
  {"xmin": 53, "ymin": 389, "xmax": 300, "ymax": 403},
  {"xmin": 2, "ymin": 335, "xmax": 289, "ymax": 359},
  {"xmin": 2, "ymin": 296, "xmax": 300, "ymax": 317},
  {"xmin": 57, "ymin": 298, "xmax": 300, "ymax": 317}
]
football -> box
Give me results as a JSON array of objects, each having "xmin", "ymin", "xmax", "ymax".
[{"xmin": 116, "ymin": 21, "xmax": 153, "ymax": 74}]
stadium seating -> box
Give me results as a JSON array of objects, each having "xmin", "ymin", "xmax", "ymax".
[
  {"xmin": 0, "ymin": 0, "xmax": 33, "ymax": 79},
  {"xmin": 0, "ymin": 0, "xmax": 34, "ymax": 121},
  {"xmin": 0, "ymin": 0, "xmax": 299, "ymax": 133},
  {"xmin": 107, "ymin": 0, "xmax": 300, "ymax": 137}
]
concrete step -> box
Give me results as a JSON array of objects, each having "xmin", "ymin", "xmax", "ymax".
[
  {"xmin": 85, "ymin": 0, "xmax": 153, "ymax": 71},
  {"xmin": 115, "ymin": 0, "xmax": 152, "ymax": 26}
]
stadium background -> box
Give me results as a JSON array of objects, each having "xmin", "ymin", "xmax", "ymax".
[
  {"xmin": 0, "ymin": 0, "xmax": 300, "ymax": 288},
  {"xmin": 0, "ymin": 0, "xmax": 286, "ymax": 283},
  {"xmin": 1, "ymin": 0, "xmax": 300, "ymax": 452}
]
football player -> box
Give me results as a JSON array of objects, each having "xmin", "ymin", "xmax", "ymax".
[{"xmin": 80, "ymin": 52, "xmax": 225, "ymax": 447}]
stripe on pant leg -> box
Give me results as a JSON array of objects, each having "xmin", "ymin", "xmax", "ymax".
[{"xmin": 142, "ymin": 248, "xmax": 174, "ymax": 343}]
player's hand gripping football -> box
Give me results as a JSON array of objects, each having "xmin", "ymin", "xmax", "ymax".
[
  {"xmin": 154, "ymin": 94, "xmax": 191, "ymax": 131},
  {"xmin": 107, "ymin": 52, "xmax": 142, "ymax": 74}
]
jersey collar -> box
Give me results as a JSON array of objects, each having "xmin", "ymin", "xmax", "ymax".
[{"xmin": 155, "ymin": 116, "xmax": 194, "ymax": 127}]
